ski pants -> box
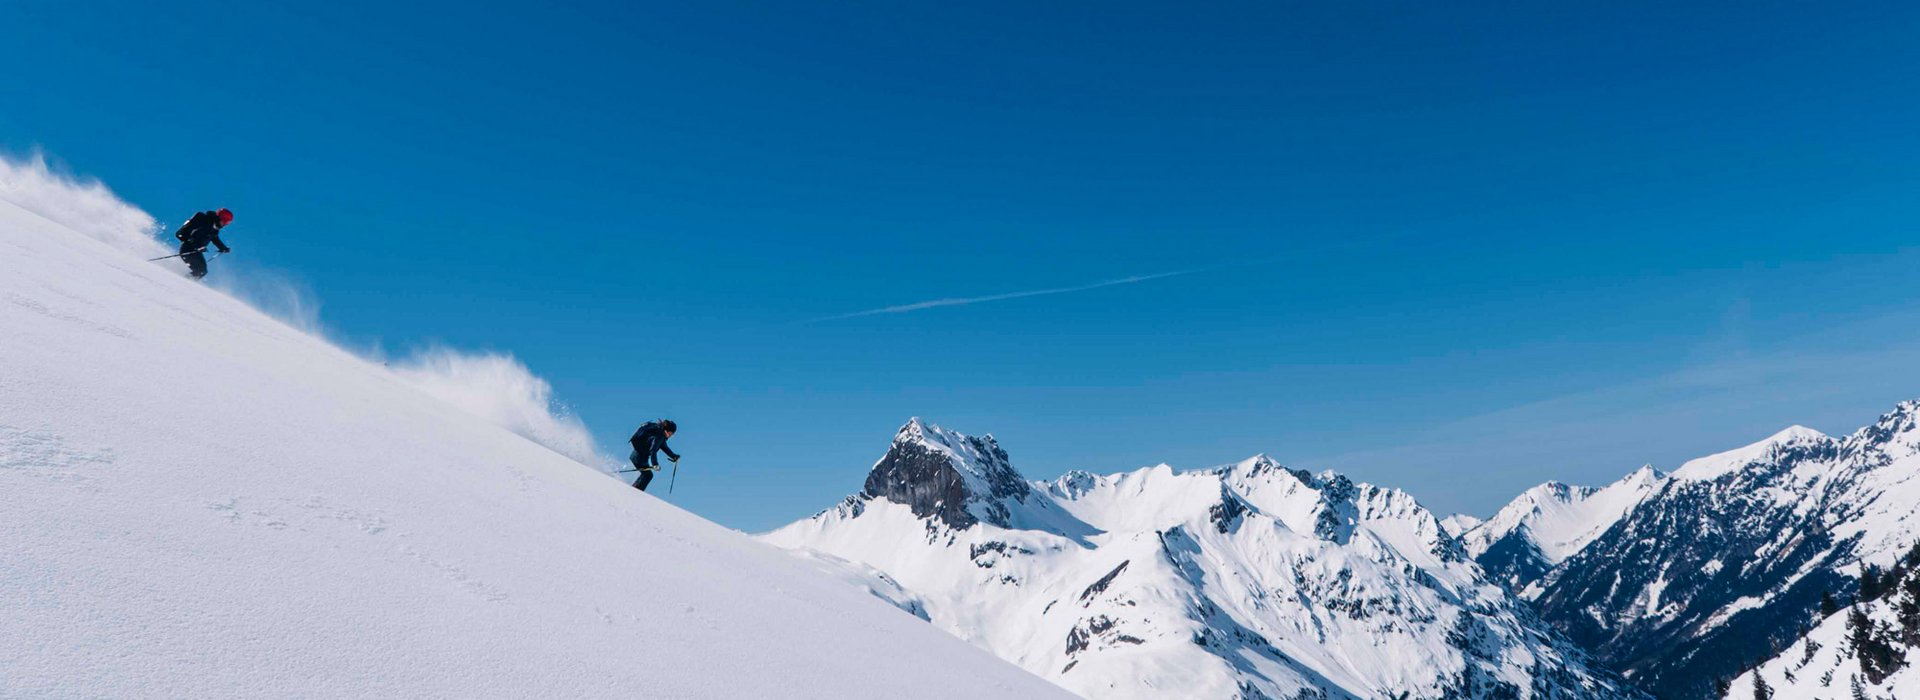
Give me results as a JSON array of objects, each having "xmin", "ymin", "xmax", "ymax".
[
  {"xmin": 630, "ymin": 450, "xmax": 656, "ymax": 491},
  {"xmin": 179, "ymin": 243, "xmax": 208, "ymax": 279}
]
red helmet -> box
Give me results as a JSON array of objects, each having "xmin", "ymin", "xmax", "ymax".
[{"xmin": 216, "ymin": 208, "xmax": 234, "ymax": 226}]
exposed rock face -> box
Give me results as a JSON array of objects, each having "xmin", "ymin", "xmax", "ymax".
[{"xmin": 861, "ymin": 418, "xmax": 1031, "ymax": 529}]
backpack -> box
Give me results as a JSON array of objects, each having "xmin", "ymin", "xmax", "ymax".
[
  {"xmin": 175, "ymin": 211, "xmax": 215, "ymax": 243},
  {"xmin": 631, "ymin": 422, "xmax": 663, "ymax": 448}
]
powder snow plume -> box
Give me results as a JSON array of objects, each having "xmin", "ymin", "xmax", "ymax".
[
  {"xmin": 0, "ymin": 151, "xmax": 611, "ymax": 470},
  {"xmin": 0, "ymin": 152, "xmax": 164, "ymax": 259},
  {"xmin": 389, "ymin": 347, "xmax": 610, "ymax": 468}
]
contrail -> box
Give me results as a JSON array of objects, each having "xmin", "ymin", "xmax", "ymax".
[{"xmin": 799, "ymin": 268, "xmax": 1202, "ymax": 324}]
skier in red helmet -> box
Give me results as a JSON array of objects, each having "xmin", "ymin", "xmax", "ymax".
[{"xmin": 173, "ymin": 208, "xmax": 233, "ymax": 279}]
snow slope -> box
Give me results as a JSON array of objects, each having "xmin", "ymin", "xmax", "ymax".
[
  {"xmin": 764, "ymin": 422, "xmax": 1643, "ymax": 699},
  {"xmin": 1725, "ymin": 588, "xmax": 1920, "ymax": 700},
  {"xmin": 0, "ymin": 187, "xmax": 1070, "ymax": 698},
  {"xmin": 1724, "ymin": 547, "xmax": 1920, "ymax": 700}
]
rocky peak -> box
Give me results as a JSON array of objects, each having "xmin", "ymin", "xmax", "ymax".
[
  {"xmin": 1849, "ymin": 400, "xmax": 1920, "ymax": 459},
  {"xmin": 1225, "ymin": 453, "xmax": 1286, "ymax": 479},
  {"xmin": 1530, "ymin": 481, "xmax": 1596, "ymax": 505},
  {"xmin": 1043, "ymin": 470, "xmax": 1101, "ymax": 500},
  {"xmin": 862, "ymin": 419, "xmax": 1033, "ymax": 530}
]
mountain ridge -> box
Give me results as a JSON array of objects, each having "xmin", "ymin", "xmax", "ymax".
[
  {"xmin": 1460, "ymin": 464, "xmax": 1669, "ymax": 593},
  {"xmin": 764, "ymin": 419, "xmax": 1643, "ymax": 699},
  {"xmin": 1508, "ymin": 401, "xmax": 1920, "ymax": 698}
]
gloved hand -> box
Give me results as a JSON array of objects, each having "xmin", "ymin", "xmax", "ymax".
[
  {"xmin": 217, "ymin": 245, "xmax": 232, "ymax": 254},
  {"xmin": 670, "ymin": 455, "xmax": 680, "ymax": 463}
]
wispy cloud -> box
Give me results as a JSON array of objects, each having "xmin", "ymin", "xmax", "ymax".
[{"xmin": 799, "ymin": 268, "xmax": 1203, "ymax": 324}]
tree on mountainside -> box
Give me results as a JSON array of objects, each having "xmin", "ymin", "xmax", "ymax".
[
  {"xmin": 1848, "ymin": 605, "xmax": 1906, "ymax": 684},
  {"xmin": 1862, "ymin": 565, "xmax": 1885, "ymax": 602},
  {"xmin": 1899, "ymin": 567, "xmax": 1920, "ymax": 644}
]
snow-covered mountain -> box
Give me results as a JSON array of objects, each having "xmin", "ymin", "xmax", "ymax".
[
  {"xmin": 0, "ymin": 172, "xmax": 1070, "ymax": 698},
  {"xmin": 1526, "ymin": 409, "xmax": 1920, "ymax": 699},
  {"xmin": 762, "ymin": 419, "xmax": 1644, "ymax": 699},
  {"xmin": 1460, "ymin": 465, "xmax": 1668, "ymax": 592}
]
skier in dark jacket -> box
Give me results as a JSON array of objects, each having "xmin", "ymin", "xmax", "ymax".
[
  {"xmin": 174, "ymin": 208, "xmax": 234, "ymax": 279},
  {"xmin": 628, "ymin": 419, "xmax": 680, "ymax": 491}
]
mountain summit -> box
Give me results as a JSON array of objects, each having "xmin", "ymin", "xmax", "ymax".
[
  {"xmin": 1461, "ymin": 464, "xmax": 1669, "ymax": 592},
  {"xmin": 863, "ymin": 418, "xmax": 1035, "ymax": 529}
]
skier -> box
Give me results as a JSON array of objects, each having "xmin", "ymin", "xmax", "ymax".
[
  {"xmin": 628, "ymin": 419, "xmax": 680, "ymax": 491},
  {"xmin": 173, "ymin": 208, "xmax": 234, "ymax": 279}
]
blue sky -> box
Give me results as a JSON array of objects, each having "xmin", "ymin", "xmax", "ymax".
[{"xmin": 6, "ymin": 1, "xmax": 1919, "ymax": 531}]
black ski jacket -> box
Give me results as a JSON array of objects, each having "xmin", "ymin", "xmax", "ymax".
[
  {"xmin": 630, "ymin": 422, "xmax": 679, "ymax": 467},
  {"xmin": 174, "ymin": 211, "xmax": 230, "ymax": 253}
]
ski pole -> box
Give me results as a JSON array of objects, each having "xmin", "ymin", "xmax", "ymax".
[
  {"xmin": 669, "ymin": 459, "xmax": 679, "ymax": 493},
  {"xmin": 147, "ymin": 249, "xmax": 225, "ymax": 263},
  {"xmin": 147, "ymin": 248, "xmax": 205, "ymax": 262}
]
